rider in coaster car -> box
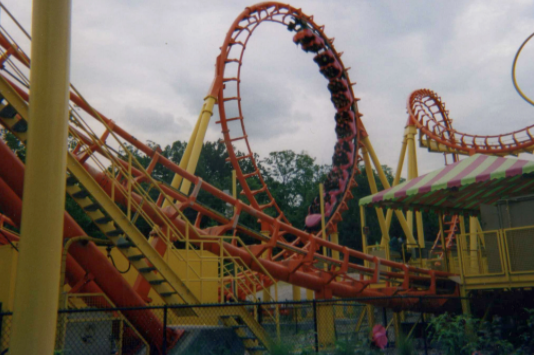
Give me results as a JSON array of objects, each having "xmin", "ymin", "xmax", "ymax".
[
  {"xmin": 324, "ymin": 173, "xmax": 340, "ymax": 193},
  {"xmin": 309, "ymin": 197, "xmax": 321, "ymax": 214},
  {"xmin": 333, "ymin": 141, "xmax": 354, "ymax": 170},
  {"xmin": 335, "ymin": 121, "xmax": 355, "ymax": 139},
  {"xmin": 331, "ymin": 90, "xmax": 352, "ymax": 111},
  {"xmin": 328, "ymin": 78, "xmax": 349, "ymax": 94},
  {"xmin": 293, "ymin": 29, "xmax": 325, "ymax": 53},
  {"xmin": 293, "ymin": 29, "xmax": 314, "ymax": 45},
  {"xmin": 325, "ymin": 172, "xmax": 344, "ymax": 203},
  {"xmin": 302, "ymin": 36, "xmax": 325, "ymax": 53},
  {"xmin": 335, "ymin": 110, "xmax": 355, "ymax": 124},
  {"xmin": 314, "ymin": 50, "xmax": 335, "ymax": 67},
  {"xmin": 324, "ymin": 193, "xmax": 334, "ymax": 216},
  {"xmin": 320, "ymin": 60, "xmax": 343, "ymax": 79}
]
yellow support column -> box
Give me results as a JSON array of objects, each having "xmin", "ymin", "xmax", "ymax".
[
  {"xmin": 456, "ymin": 218, "xmax": 471, "ymax": 316},
  {"xmin": 469, "ymin": 217, "xmax": 479, "ymax": 271},
  {"xmin": 319, "ymin": 183, "xmax": 328, "ymax": 260},
  {"xmin": 162, "ymin": 112, "xmax": 202, "ymax": 206},
  {"xmin": 361, "ymin": 137, "xmax": 417, "ymax": 245},
  {"xmin": 292, "ymin": 285, "xmax": 302, "ymax": 319},
  {"xmin": 393, "ymin": 312, "xmax": 402, "ymax": 348},
  {"xmin": 385, "ymin": 135, "xmax": 408, "ymax": 230},
  {"xmin": 180, "ymin": 96, "xmax": 217, "ymax": 195},
  {"xmin": 9, "ymin": 0, "xmax": 72, "ymax": 354},
  {"xmin": 361, "ymin": 148, "xmax": 389, "ymax": 245},
  {"xmin": 261, "ymin": 226, "xmax": 272, "ymax": 303},
  {"xmin": 315, "ymin": 290, "xmax": 336, "ymax": 350},
  {"xmin": 406, "ymin": 126, "xmax": 425, "ymax": 248},
  {"xmin": 162, "ymin": 95, "xmax": 216, "ymax": 207}
]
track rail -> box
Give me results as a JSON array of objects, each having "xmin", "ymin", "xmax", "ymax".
[
  {"xmin": 0, "ymin": 2, "xmax": 458, "ymax": 312},
  {"xmin": 212, "ymin": 3, "xmax": 364, "ymax": 232},
  {"xmin": 408, "ymin": 89, "xmax": 534, "ymax": 156}
]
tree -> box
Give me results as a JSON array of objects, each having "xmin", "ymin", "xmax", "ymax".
[{"xmin": 260, "ymin": 150, "xmax": 329, "ymax": 227}]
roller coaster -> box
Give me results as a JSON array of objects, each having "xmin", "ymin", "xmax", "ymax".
[{"xmin": 0, "ymin": 2, "xmax": 533, "ymax": 354}]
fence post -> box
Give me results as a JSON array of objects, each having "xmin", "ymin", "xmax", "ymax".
[
  {"xmin": 162, "ymin": 305, "xmax": 168, "ymax": 355},
  {"xmin": 420, "ymin": 297, "xmax": 428, "ymax": 355},
  {"xmin": 294, "ymin": 304, "xmax": 298, "ymax": 334},
  {"xmin": 382, "ymin": 307, "xmax": 388, "ymax": 347},
  {"xmin": 257, "ymin": 302, "xmax": 262, "ymax": 324},
  {"xmin": 312, "ymin": 299, "xmax": 319, "ymax": 353}
]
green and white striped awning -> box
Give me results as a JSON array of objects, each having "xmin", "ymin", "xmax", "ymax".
[{"xmin": 359, "ymin": 154, "xmax": 534, "ymax": 215}]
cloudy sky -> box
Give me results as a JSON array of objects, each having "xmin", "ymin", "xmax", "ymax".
[{"xmin": 3, "ymin": 0, "xmax": 534, "ymax": 178}]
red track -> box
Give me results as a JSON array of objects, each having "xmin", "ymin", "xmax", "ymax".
[
  {"xmin": 0, "ymin": 3, "xmax": 462, "ymax": 336},
  {"xmin": 408, "ymin": 89, "xmax": 534, "ymax": 156}
]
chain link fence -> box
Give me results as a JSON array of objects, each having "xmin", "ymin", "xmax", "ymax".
[{"xmin": 0, "ymin": 296, "xmax": 463, "ymax": 355}]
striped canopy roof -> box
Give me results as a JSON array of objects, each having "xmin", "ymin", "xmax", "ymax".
[{"xmin": 359, "ymin": 154, "xmax": 534, "ymax": 215}]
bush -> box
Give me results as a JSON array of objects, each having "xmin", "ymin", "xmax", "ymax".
[{"xmin": 427, "ymin": 312, "xmax": 516, "ymax": 355}]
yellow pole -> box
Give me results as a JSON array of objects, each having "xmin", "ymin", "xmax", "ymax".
[
  {"xmin": 232, "ymin": 169, "xmax": 237, "ymax": 211},
  {"xmin": 405, "ymin": 126, "xmax": 425, "ymax": 248},
  {"xmin": 469, "ymin": 216, "xmax": 479, "ymax": 271},
  {"xmin": 162, "ymin": 111, "xmax": 202, "ymax": 207},
  {"xmin": 360, "ymin": 206, "xmax": 368, "ymax": 258},
  {"xmin": 393, "ymin": 313, "xmax": 402, "ymax": 348},
  {"xmin": 292, "ymin": 284, "xmax": 302, "ymax": 318},
  {"xmin": 406, "ymin": 128, "xmax": 416, "ymax": 234},
  {"xmin": 319, "ymin": 183, "xmax": 327, "ymax": 253},
  {"xmin": 10, "ymin": 1, "xmax": 72, "ymax": 354},
  {"xmin": 385, "ymin": 135, "xmax": 408, "ymax": 229},
  {"xmin": 330, "ymin": 232, "xmax": 340, "ymax": 261},
  {"xmin": 261, "ymin": 226, "xmax": 272, "ymax": 303},
  {"xmin": 456, "ymin": 216, "xmax": 471, "ymax": 315},
  {"xmin": 362, "ymin": 148, "xmax": 389, "ymax": 245},
  {"xmin": 180, "ymin": 96, "xmax": 217, "ymax": 195},
  {"xmin": 361, "ymin": 137, "xmax": 417, "ymax": 245}
]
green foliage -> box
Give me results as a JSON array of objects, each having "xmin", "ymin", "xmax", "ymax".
[
  {"xmin": 396, "ymin": 333, "xmax": 415, "ymax": 355},
  {"xmin": 268, "ymin": 339, "xmax": 295, "ymax": 355},
  {"xmin": 428, "ymin": 312, "xmax": 519, "ymax": 355},
  {"xmin": 474, "ymin": 316, "xmax": 514, "ymax": 355},
  {"xmin": 515, "ymin": 308, "xmax": 534, "ymax": 354},
  {"xmin": 260, "ymin": 150, "xmax": 329, "ymax": 227},
  {"xmin": 333, "ymin": 335, "xmax": 381, "ymax": 355},
  {"xmin": 427, "ymin": 313, "xmax": 478, "ymax": 355},
  {"xmin": 3, "ymin": 130, "xmax": 25, "ymax": 162}
]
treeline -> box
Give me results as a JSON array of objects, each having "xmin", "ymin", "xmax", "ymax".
[
  {"xmin": 131, "ymin": 139, "xmax": 440, "ymax": 252},
  {"xmin": 1, "ymin": 130, "xmax": 440, "ymax": 253}
]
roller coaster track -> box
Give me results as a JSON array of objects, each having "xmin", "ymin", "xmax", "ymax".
[
  {"xmin": 211, "ymin": 3, "xmax": 363, "ymax": 231},
  {"xmin": 408, "ymin": 89, "xmax": 534, "ymax": 157},
  {"xmin": 0, "ymin": 2, "xmax": 459, "ymax": 344}
]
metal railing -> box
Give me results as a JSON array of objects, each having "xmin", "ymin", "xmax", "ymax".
[
  {"xmin": 456, "ymin": 226, "xmax": 534, "ymax": 280},
  {"xmin": 0, "ymin": 296, "xmax": 468, "ymax": 355}
]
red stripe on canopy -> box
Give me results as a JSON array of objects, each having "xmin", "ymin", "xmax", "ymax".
[{"xmin": 446, "ymin": 155, "xmax": 488, "ymax": 188}]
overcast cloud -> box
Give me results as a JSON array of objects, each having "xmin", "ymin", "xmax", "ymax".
[{"xmin": 4, "ymin": 0, "xmax": 534, "ymax": 178}]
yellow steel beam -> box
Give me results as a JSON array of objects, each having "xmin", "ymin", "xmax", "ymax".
[
  {"xmin": 180, "ymin": 96, "xmax": 217, "ymax": 195},
  {"xmin": 361, "ymin": 137, "xmax": 417, "ymax": 245},
  {"xmin": 406, "ymin": 126, "xmax": 425, "ymax": 248},
  {"xmin": 319, "ymin": 183, "xmax": 328, "ymax": 258},
  {"xmin": 362, "ymin": 147, "xmax": 389, "ymax": 245},
  {"xmin": 330, "ymin": 232, "xmax": 340, "ymax": 261},
  {"xmin": 385, "ymin": 134, "xmax": 408, "ymax": 230},
  {"xmin": 9, "ymin": 1, "xmax": 72, "ymax": 354},
  {"xmin": 469, "ymin": 217, "xmax": 479, "ymax": 271},
  {"xmin": 162, "ymin": 107, "xmax": 202, "ymax": 207}
]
